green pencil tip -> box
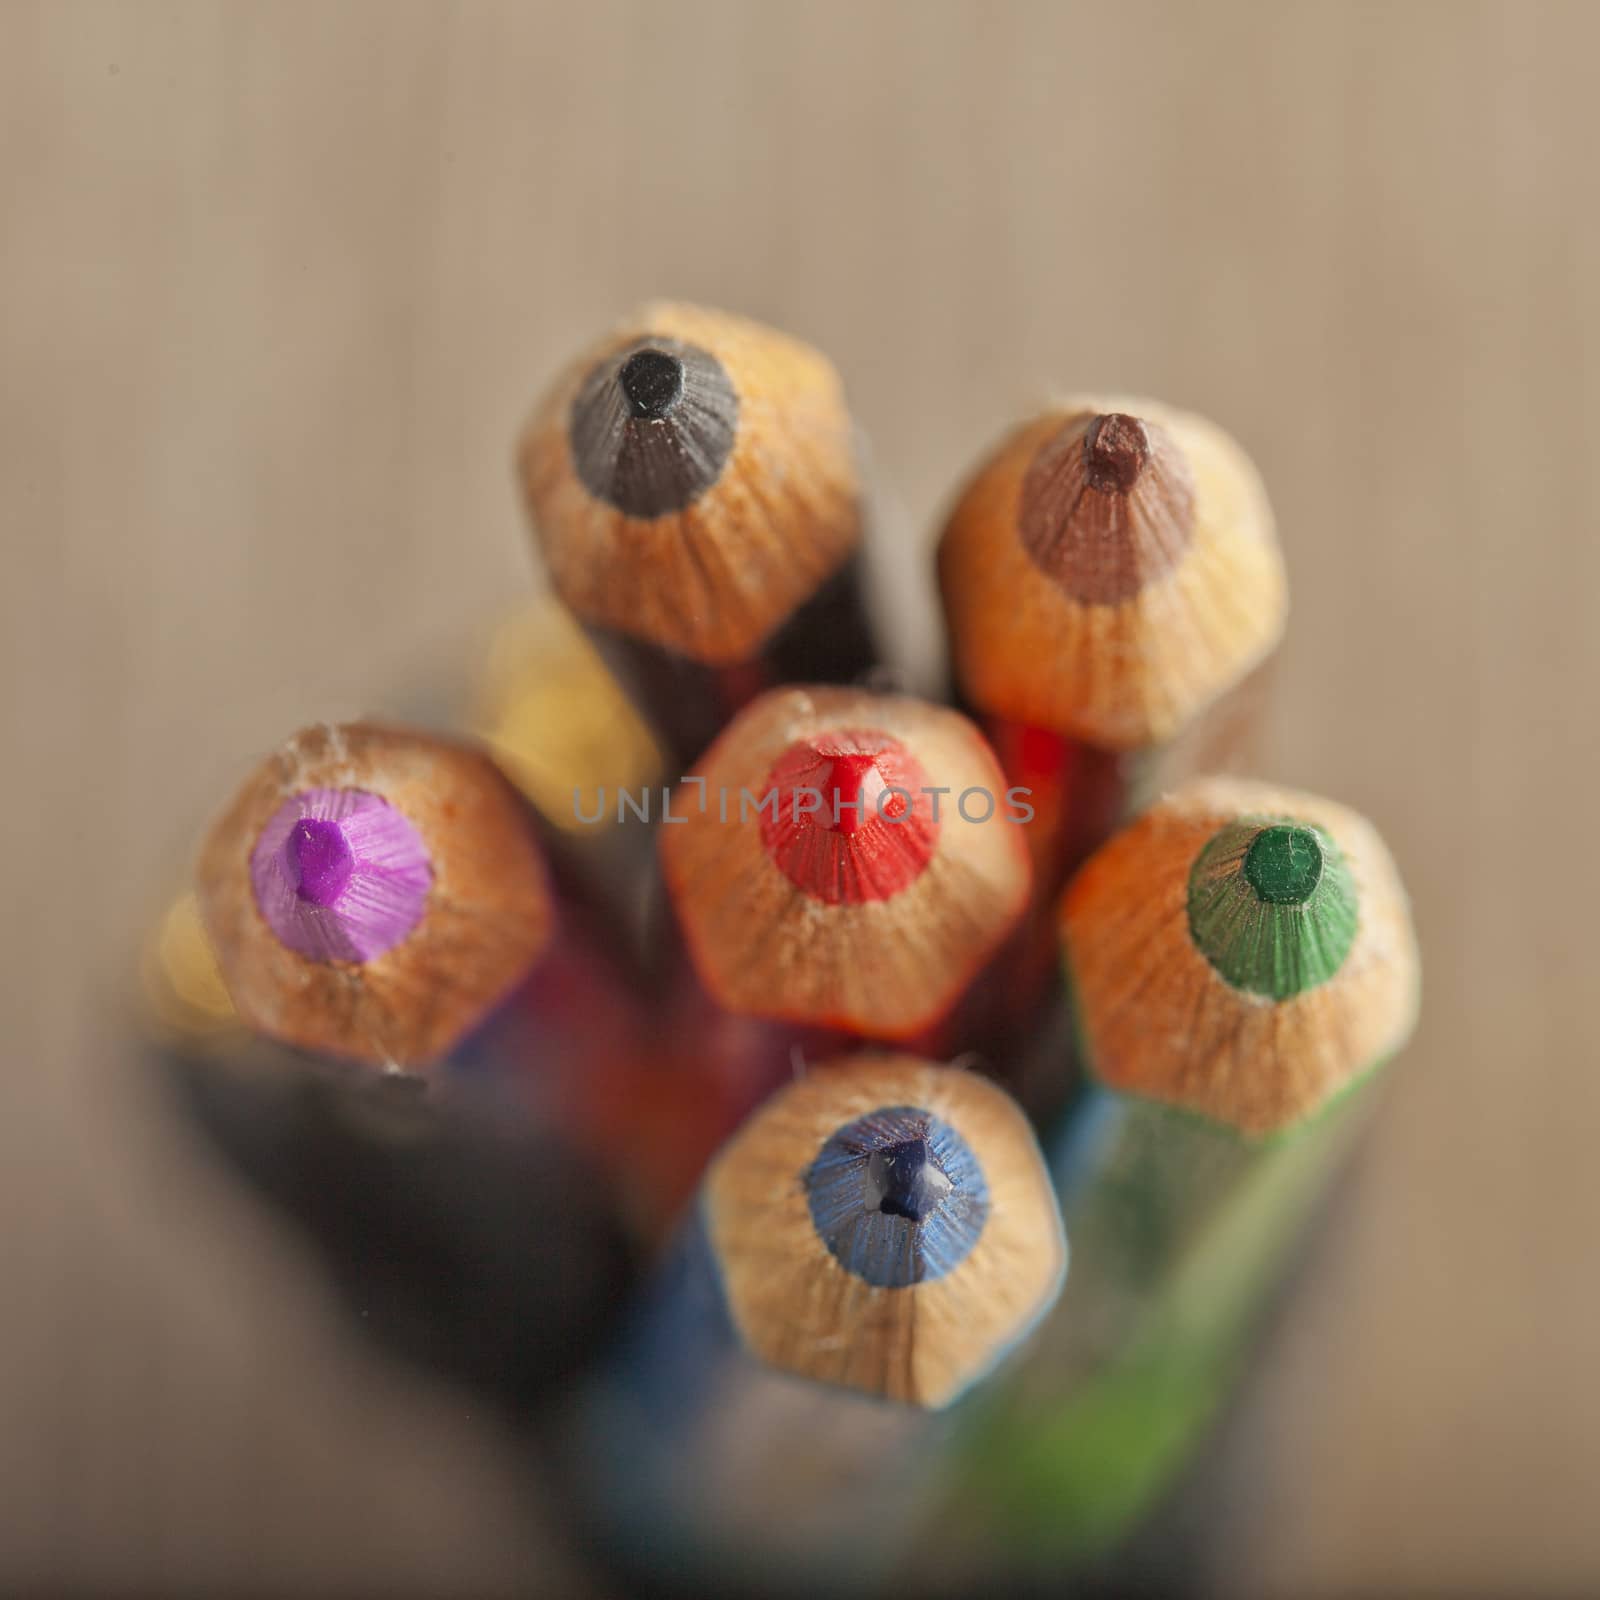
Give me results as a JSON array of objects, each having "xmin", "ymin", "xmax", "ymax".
[
  {"xmin": 1242, "ymin": 825, "xmax": 1322, "ymax": 905},
  {"xmin": 1188, "ymin": 818, "xmax": 1359, "ymax": 999}
]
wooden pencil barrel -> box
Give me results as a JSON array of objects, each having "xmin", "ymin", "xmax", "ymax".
[{"xmin": 519, "ymin": 304, "xmax": 882, "ymax": 771}]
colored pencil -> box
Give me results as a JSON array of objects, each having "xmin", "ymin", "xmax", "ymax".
[
  {"xmin": 658, "ymin": 685, "xmax": 1032, "ymax": 1043},
  {"xmin": 923, "ymin": 778, "xmax": 1419, "ymax": 1578},
  {"xmin": 938, "ymin": 398, "xmax": 1287, "ymax": 894},
  {"xmin": 565, "ymin": 1053, "xmax": 1066, "ymax": 1596},
  {"xmin": 519, "ymin": 302, "xmax": 878, "ymax": 766},
  {"xmin": 469, "ymin": 594, "xmax": 669, "ymax": 964},
  {"xmin": 178, "ymin": 720, "xmax": 673, "ymax": 1407}
]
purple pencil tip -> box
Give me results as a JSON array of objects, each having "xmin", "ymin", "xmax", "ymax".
[
  {"xmin": 288, "ymin": 817, "xmax": 354, "ymax": 906},
  {"xmin": 251, "ymin": 788, "xmax": 432, "ymax": 963}
]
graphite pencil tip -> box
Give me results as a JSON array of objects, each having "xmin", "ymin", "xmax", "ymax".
[
  {"xmin": 617, "ymin": 347, "xmax": 686, "ymax": 418},
  {"xmin": 520, "ymin": 303, "xmax": 863, "ymax": 663},
  {"xmin": 568, "ymin": 334, "xmax": 738, "ymax": 519}
]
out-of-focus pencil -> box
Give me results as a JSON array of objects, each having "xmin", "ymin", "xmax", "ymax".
[
  {"xmin": 939, "ymin": 400, "xmax": 1287, "ymax": 896},
  {"xmin": 470, "ymin": 594, "xmax": 668, "ymax": 966},
  {"xmin": 567, "ymin": 1053, "xmax": 1065, "ymax": 1597},
  {"xmin": 658, "ymin": 685, "xmax": 1031, "ymax": 1049},
  {"xmin": 925, "ymin": 778, "xmax": 1419, "ymax": 1577},
  {"xmin": 143, "ymin": 891, "xmax": 633, "ymax": 1417},
  {"xmin": 519, "ymin": 303, "xmax": 878, "ymax": 767}
]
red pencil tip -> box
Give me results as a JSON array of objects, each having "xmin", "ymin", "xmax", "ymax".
[
  {"xmin": 812, "ymin": 751, "xmax": 889, "ymax": 837},
  {"xmin": 759, "ymin": 732, "xmax": 938, "ymax": 904}
]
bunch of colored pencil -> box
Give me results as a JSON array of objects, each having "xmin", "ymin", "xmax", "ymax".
[{"xmin": 142, "ymin": 303, "xmax": 1420, "ymax": 1596}]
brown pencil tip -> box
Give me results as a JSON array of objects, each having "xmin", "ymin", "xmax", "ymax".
[
  {"xmin": 1083, "ymin": 412, "xmax": 1150, "ymax": 494},
  {"xmin": 1018, "ymin": 410, "xmax": 1196, "ymax": 605}
]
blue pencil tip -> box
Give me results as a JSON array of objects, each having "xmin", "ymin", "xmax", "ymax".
[
  {"xmin": 806, "ymin": 1106, "xmax": 989, "ymax": 1289},
  {"xmin": 866, "ymin": 1137, "xmax": 953, "ymax": 1222}
]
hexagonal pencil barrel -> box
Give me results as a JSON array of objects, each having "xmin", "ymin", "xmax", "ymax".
[
  {"xmin": 196, "ymin": 721, "xmax": 559, "ymax": 1071},
  {"xmin": 659, "ymin": 686, "xmax": 1033, "ymax": 1044}
]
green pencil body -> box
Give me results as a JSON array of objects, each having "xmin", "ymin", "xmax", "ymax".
[
  {"xmin": 915, "ymin": 778, "xmax": 1418, "ymax": 1585},
  {"xmin": 942, "ymin": 1082, "xmax": 1369, "ymax": 1573}
]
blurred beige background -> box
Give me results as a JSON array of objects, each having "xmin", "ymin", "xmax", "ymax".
[{"xmin": 3, "ymin": 1, "xmax": 1596, "ymax": 1594}]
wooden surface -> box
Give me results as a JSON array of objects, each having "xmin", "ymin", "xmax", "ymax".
[{"xmin": 3, "ymin": 2, "xmax": 1596, "ymax": 1593}]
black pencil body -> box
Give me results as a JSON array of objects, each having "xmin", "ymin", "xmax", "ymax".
[
  {"xmin": 586, "ymin": 551, "xmax": 880, "ymax": 771},
  {"xmin": 160, "ymin": 1026, "xmax": 634, "ymax": 1424}
]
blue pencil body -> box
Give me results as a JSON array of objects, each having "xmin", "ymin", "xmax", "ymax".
[{"xmin": 571, "ymin": 1208, "xmax": 934, "ymax": 1597}]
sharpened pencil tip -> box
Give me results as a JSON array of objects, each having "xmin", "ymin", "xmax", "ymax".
[
  {"xmin": 566, "ymin": 336, "xmax": 739, "ymax": 519},
  {"xmin": 806, "ymin": 1105, "xmax": 989, "ymax": 1288},
  {"xmin": 1064, "ymin": 781, "xmax": 1419, "ymax": 1135},
  {"xmin": 1083, "ymin": 412, "xmax": 1150, "ymax": 494},
  {"xmin": 618, "ymin": 348, "xmax": 685, "ymax": 419},
  {"xmin": 1187, "ymin": 816, "xmax": 1358, "ymax": 1000},
  {"xmin": 287, "ymin": 817, "xmax": 354, "ymax": 907},
  {"xmin": 1013, "ymin": 409, "xmax": 1197, "ymax": 608},
  {"xmin": 866, "ymin": 1137, "xmax": 953, "ymax": 1222},
  {"xmin": 250, "ymin": 789, "xmax": 432, "ymax": 965},
  {"xmin": 707, "ymin": 1058, "xmax": 1066, "ymax": 1408},
  {"xmin": 759, "ymin": 733, "xmax": 938, "ymax": 904},
  {"xmin": 1243, "ymin": 824, "xmax": 1323, "ymax": 906}
]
